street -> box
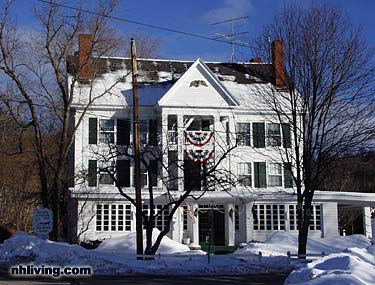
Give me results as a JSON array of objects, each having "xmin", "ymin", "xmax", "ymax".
[{"xmin": 0, "ymin": 274, "xmax": 288, "ymax": 285}]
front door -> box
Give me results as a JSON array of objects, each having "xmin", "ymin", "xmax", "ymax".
[{"xmin": 198, "ymin": 206, "xmax": 225, "ymax": 246}]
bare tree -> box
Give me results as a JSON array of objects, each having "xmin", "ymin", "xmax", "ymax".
[
  {"xmin": 0, "ymin": 111, "xmax": 40, "ymax": 232},
  {"xmin": 0, "ymin": 0, "xmax": 132, "ymax": 240},
  {"xmin": 84, "ymin": 118, "xmax": 237, "ymax": 255},
  {"xmin": 252, "ymin": 3, "xmax": 375, "ymax": 257}
]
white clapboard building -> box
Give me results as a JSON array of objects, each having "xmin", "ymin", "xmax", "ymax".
[{"xmin": 67, "ymin": 35, "xmax": 374, "ymax": 246}]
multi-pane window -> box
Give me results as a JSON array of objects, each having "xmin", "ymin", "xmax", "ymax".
[
  {"xmin": 96, "ymin": 204, "xmax": 131, "ymax": 232},
  {"xmin": 237, "ymin": 123, "xmax": 251, "ymax": 146},
  {"xmin": 268, "ymin": 163, "xmax": 282, "ymax": 187},
  {"xmin": 142, "ymin": 205, "xmax": 170, "ymax": 231},
  {"xmin": 235, "ymin": 205, "xmax": 240, "ymax": 231},
  {"xmin": 140, "ymin": 120, "xmax": 148, "ymax": 146},
  {"xmin": 99, "ymin": 161, "xmax": 115, "ymax": 185},
  {"xmin": 310, "ymin": 205, "xmax": 321, "ymax": 231},
  {"xmin": 254, "ymin": 204, "xmax": 265, "ymax": 230},
  {"xmin": 140, "ymin": 160, "xmax": 158, "ymax": 188},
  {"xmin": 288, "ymin": 204, "xmax": 321, "ymax": 231},
  {"xmin": 140, "ymin": 163, "xmax": 148, "ymax": 188},
  {"xmin": 168, "ymin": 115, "xmax": 178, "ymax": 144},
  {"xmin": 289, "ymin": 205, "xmax": 296, "ymax": 230},
  {"xmin": 238, "ymin": 163, "xmax": 252, "ymax": 186},
  {"xmin": 99, "ymin": 119, "xmax": 115, "ymax": 144},
  {"xmin": 88, "ymin": 117, "xmax": 132, "ymax": 146},
  {"xmin": 183, "ymin": 208, "xmax": 188, "ymax": 230},
  {"xmin": 267, "ymin": 123, "xmax": 281, "ymax": 147},
  {"xmin": 253, "ymin": 204, "xmax": 285, "ymax": 231},
  {"xmin": 139, "ymin": 120, "xmax": 159, "ymax": 146}
]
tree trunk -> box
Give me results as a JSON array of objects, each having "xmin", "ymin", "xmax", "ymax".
[{"xmin": 298, "ymin": 195, "xmax": 313, "ymax": 258}]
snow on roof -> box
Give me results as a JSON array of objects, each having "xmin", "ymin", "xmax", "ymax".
[{"xmin": 67, "ymin": 56, "xmax": 277, "ymax": 108}]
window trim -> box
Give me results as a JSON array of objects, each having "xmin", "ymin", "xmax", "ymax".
[
  {"xmin": 96, "ymin": 203, "xmax": 132, "ymax": 232},
  {"xmin": 99, "ymin": 119, "xmax": 115, "ymax": 144},
  {"xmin": 236, "ymin": 122, "xmax": 251, "ymax": 146},
  {"xmin": 268, "ymin": 162, "xmax": 283, "ymax": 187},
  {"xmin": 238, "ymin": 162, "xmax": 252, "ymax": 187},
  {"xmin": 98, "ymin": 160, "xmax": 115, "ymax": 185},
  {"xmin": 140, "ymin": 160, "xmax": 159, "ymax": 189},
  {"xmin": 267, "ymin": 123, "xmax": 282, "ymax": 147}
]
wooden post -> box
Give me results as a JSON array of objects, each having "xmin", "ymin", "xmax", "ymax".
[{"xmin": 131, "ymin": 38, "xmax": 143, "ymax": 257}]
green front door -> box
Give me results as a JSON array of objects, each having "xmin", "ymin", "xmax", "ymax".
[{"xmin": 198, "ymin": 208, "xmax": 225, "ymax": 246}]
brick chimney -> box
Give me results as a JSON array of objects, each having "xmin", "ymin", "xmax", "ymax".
[
  {"xmin": 271, "ymin": 40, "xmax": 285, "ymax": 86},
  {"xmin": 78, "ymin": 34, "xmax": 93, "ymax": 78}
]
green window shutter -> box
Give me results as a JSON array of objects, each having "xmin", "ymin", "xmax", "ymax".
[
  {"xmin": 283, "ymin": 162, "xmax": 293, "ymax": 188},
  {"xmin": 117, "ymin": 119, "xmax": 130, "ymax": 146},
  {"xmin": 88, "ymin": 160, "xmax": 97, "ymax": 187},
  {"xmin": 253, "ymin": 123, "xmax": 265, "ymax": 148},
  {"xmin": 117, "ymin": 160, "xmax": 130, "ymax": 187},
  {"xmin": 88, "ymin": 118, "xmax": 97, "ymax": 144},
  {"xmin": 254, "ymin": 162, "xmax": 267, "ymax": 188},
  {"xmin": 149, "ymin": 160, "xmax": 158, "ymax": 187},
  {"xmin": 148, "ymin": 119, "xmax": 158, "ymax": 146},
  {"xmin": 282, "ymin": 123, "xmax": 291, "ymax": 148}
]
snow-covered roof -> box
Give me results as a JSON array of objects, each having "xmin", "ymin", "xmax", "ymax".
[{"xmin": 67, "ymin": 55, "xmax": 278, "ymax": 108}]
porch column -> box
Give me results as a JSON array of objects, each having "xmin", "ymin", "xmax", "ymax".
[
  {"xmin": 177, "ymin": 115, "xmax": 184, "ymax": 192},
  {"xmin": 161, "ymin": 114, "xmax": 168, "ymax": 190},
  {"xmin": 171, "ymin": 207, "xmax": 182, "ymax": 242},
  {"xmin": 321, "ymin": 202, "xmax": 338, "ymax": 237},
  {"xmin": 363, "ymin": 206, "xmax": 373, "ymax": 238},
  {"xmin": 244, "ymin": 202, "xmax": 255, "ymax": 242},
  {"xmin": 190, "ymin": 203, "xmax": 199, "ymax": 244},
  {"xmin": 225, "ymin": 203, "xmax": 235, "ymax": 246}
]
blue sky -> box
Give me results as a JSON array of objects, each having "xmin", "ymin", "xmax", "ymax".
[{"xmin": 10, "ymin": 0, "xmax": 375, "ymax": 62}]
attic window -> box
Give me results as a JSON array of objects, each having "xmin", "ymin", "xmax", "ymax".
[{"xmin": 189, "ymin": 80, "xmax": 208, "ymax": 88}]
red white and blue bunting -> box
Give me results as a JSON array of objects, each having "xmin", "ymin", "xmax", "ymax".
[
  {"xmin": 184, "ymin": 131, "xmax": 214, "ymax": 147},
  {"xmin": 184, "ymin": 149, "xmax": 214, "ymax": 164}
]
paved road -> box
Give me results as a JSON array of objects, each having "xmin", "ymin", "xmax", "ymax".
[{"xmin": 0, "ymin": 274, "xmax": 288, "ymax": 285}]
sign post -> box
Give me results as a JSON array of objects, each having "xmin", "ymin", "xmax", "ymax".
[{"xmin": 32, "ymin": 208, "xmax": 53, "ymax": 240}]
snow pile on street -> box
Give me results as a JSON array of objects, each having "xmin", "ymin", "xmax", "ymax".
[
  {"xmin": 0, "ymin": 232, "xmax": 293, "ymax": 275},
  {"xmin": 235, "ymin": 232, "xmax": 371, "ymax": 256},
  {"xmin": 96, "ymin": 228, "xmax": 190, "ymax": 254},
  {"xmin": 285, "ymin": 246, "xmax": 375, "ymax": 285}
]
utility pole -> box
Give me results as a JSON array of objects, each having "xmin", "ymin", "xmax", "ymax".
[{"xmin": 131, "ymin": 38, "xmax": 143, "ymax": 258}]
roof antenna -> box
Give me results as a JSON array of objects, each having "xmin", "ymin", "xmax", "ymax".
[
  {"xmin": 266, "ymin": 35, "xmax": 272, "ymax": 63},
  {"xmin": 211, "ymin": 16, "xmax": 249, "ymax": 63}
]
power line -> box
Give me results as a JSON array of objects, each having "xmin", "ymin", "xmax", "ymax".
[{"xmin": 35, "ymin": 0, "xmax": 262, "ymax": 51}]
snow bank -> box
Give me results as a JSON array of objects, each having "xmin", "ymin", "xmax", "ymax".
[
  {"xmin": 96, "ymin": 228, "xmax": 190, "ymax": 255},
  {"xmin": 285, "ymin": 246, "xmax": 375, "ymax": 285},
  {"xmin": 0, "ymin": 232, "xmax": 292, "ymax": 275},
  {"xmin": 235, "ymin": 232, "xmax": 371, "ymax": 256}
]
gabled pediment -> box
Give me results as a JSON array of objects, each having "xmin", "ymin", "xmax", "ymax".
[{"xmin": 158, "ymin": 59, "xmax": 238, "ymax": 107}]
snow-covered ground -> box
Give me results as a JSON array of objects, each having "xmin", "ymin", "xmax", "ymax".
[
  {"xmin": 236, "ymin": 232, "xmax": 375, "ymax": 285},
  {"xmin": 1, "ymin": 231, "xmax": 373, "ymax": 282},
  {"xmin": 0, "ymin": 231, "xmax": 292, "ymax": 275},
  {"xmin": 235, "ymin": 232, "xmax": 371, "ymax": 256},
  {"xmin": 95, "ymin": 228, "xmax": 190, "ymax": 255},
  {"xmin": 285, "ymin": 246, "xmax": 375, "ymax": 285}
]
